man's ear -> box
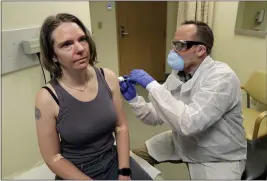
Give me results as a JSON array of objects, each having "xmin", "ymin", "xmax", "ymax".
[{"xmin": 196, "ymin": 46, "xmax": 206, "ymax": 56}]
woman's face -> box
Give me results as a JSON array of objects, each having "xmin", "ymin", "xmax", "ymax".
[{"xmin": 52, "ymin": 22, "xmax": 90, "ymax": 72}]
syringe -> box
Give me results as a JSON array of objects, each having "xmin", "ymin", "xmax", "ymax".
[
  {"xmin": 118, "ymin": 76, "xmax": 137, "ymax": 84},
  {"xmin": 118, "ymin": 76, "xmax": 130, "ymax": 82}
]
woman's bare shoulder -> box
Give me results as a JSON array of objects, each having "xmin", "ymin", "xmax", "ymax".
[
  {"xmin": 100, "ymin": 68, "xmax": 119, "ymax": 92},
  {"xmin": 35, "ymin": 82, "xmax": 58, "ymax": 110}
]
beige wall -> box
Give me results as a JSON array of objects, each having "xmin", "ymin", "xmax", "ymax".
[
  {"xmin": 212, "ymin": 2, "xmax": 266, "ymax": 85},
  {"xmin": 90, "ymin": 2, "xmax": 119, "ymax": 75},
  {"xmin": 89, "ymin": 1, "xmax": 179, "ymax": 75},
  {"xmin": 2, "ymin": 2, "xmax": 91, "ymax": 179},
  {"xmin": 0, "ymin": 5, "xmax": 2, "ymax": 179},
  {"xmin": 165, "ymin": 2, "xmax": 179, "ymax": 73}
]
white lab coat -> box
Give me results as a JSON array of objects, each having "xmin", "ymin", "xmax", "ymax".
[{"xmin": 129, "ymin": 56, "xmax": 247, "ymax": 163}]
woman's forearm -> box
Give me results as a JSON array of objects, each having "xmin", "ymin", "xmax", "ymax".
[
  {"xmin": 46, "ymin": 158, "xmax": 92, "ymax": 180},
  {"xmin": 115, "ymin": 129, "xmax": 130, "ymax": 169}
]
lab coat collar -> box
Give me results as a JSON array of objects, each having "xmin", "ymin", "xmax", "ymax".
[{"xmin": 180, "ymin": 56, "xmax": 214, "ymax": 93}]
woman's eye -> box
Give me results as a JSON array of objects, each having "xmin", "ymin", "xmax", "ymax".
[
  {"xmin": 79, "ymin": 37, "xmax": 87, "ymax": 42},
  {"xmin": 63, "ymin": 42, "xmax": 72, "ymax": 47}
]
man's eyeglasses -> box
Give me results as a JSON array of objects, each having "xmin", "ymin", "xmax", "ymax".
[{"xmin": 172, "ymin": 40, "xmax": 206, "ymax": 51}]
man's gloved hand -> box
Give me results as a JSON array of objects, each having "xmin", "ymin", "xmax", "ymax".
[
  {"xmin": 119, "ymin": 76, "xmax": 137, "ymax": 101},
  {"xmin": 129, "ymin": 69, "xmax": 155, "ymax": 89}
]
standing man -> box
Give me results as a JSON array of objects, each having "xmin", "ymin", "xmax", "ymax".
[{"xmin": 119, "ymin": 20, "xmax": 247, "ymax": 179}]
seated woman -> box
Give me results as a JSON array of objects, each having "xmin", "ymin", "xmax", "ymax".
[{"xmin": 35, "ymin": 12, "xmax": 152, "ymax": 180}]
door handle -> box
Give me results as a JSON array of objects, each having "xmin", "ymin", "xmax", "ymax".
[{"xmin": 120, "ymin": 26, "xmax": 129, "ymax": 37}]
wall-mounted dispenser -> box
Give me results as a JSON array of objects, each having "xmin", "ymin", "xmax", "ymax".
[{"xmin": 255, "ymin": 9, "xmax": 265, "ymax": 24}]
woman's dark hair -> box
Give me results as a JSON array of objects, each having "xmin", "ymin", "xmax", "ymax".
[{"xmin": 39, "ymin": 13, "xmax": 97, "ymax": 79}]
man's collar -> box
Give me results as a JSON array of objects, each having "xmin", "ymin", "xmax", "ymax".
[
  {"xmin": 177, "ymin": 71, "xmax": 192, "ymax": 83},
  {"xmin": 177, "ymin": 56, "xmax": 209, "ymax": 82}
]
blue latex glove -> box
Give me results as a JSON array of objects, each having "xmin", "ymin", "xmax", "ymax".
[
  {"xmin": 119, "ymin": 75, "xmax": 137, "ymax": 101},
  {"xmin": 129, "ymin": 69, "xmax": 155, "ymax": 89}
]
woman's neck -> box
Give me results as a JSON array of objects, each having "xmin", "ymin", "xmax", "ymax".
[{"xmin": 60, "ymin": 66, "xmax": 92, "ymax": 87}]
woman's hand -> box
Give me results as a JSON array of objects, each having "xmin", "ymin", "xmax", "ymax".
[{"xmin": 118, "ymin": 175, "xmax": 131, "ymax": 180}]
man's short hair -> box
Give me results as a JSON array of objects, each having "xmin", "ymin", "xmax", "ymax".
[{"xmin": 181, "ymin": 20, "xmax": 214, "ymax": 55}]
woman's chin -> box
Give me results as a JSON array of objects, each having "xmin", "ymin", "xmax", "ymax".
[{"xmin": 74, "ymin": 61, "xmax": 89, "ymax": 70}]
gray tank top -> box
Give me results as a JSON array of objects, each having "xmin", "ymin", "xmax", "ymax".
[{"xmin": 49, "ymin": 67, "xmax": 117, "ymax": 165}]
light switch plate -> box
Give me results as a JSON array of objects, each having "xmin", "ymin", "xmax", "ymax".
[{"xmin": 2, "ymin": 27, "xmax": 41, "ymax": 75}]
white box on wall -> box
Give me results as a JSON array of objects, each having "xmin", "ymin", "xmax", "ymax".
[{"xmin": 2, "ymin": 27, "xmax": 41, "ymax": 75}]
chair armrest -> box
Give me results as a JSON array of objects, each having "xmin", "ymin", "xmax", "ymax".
[
  {"xmin": 252, "ymin": 111, "xmax": 267, "ymax": 141},
  {"xmin": 241, "ymin": 86, "xmax": 251, "ymax": 108}
]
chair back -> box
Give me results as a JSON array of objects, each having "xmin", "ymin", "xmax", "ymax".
[{"xmin": 244, "ymin": 70, "xmax": 267, "ymax": 106}]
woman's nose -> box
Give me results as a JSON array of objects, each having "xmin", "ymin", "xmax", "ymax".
[{"xmin": 74, "ymin": 42, "xmax": 84, "ymax": 53}]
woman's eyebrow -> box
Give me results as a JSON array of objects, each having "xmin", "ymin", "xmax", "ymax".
[{"xmin": 58, "ymin": 40, "xmax": 74, "ymax": 47}]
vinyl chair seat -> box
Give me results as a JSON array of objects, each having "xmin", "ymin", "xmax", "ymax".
[
  {"xmin": 241, "ymin": 144, "xmax": 267, "ymax": 180},
  {"xmin": 243, "ymin": 108, "xmax": 267, "ymax": 140}
]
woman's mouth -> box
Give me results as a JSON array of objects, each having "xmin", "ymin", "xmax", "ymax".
[{"xmin": 73, "ymin": 57, "xmax": 88, "ymax": 63}]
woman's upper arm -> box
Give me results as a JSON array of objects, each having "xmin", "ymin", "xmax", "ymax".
[
  {"xmin": 35, "ymin": 89, "xmax": 61, "ymax": 165},
  {"xmin": 102, "ymin": 68, "xmax": 128, "ymax": 127}
]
